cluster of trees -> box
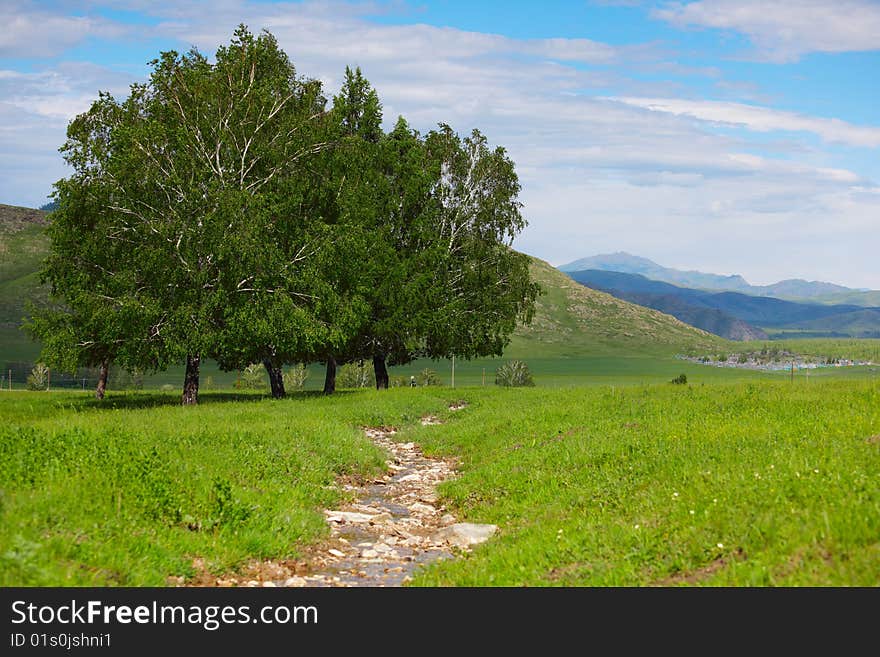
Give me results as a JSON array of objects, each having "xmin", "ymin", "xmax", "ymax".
[{"xmin": 27, "ymin": 26, "xmax": 538, "ymax": 404}]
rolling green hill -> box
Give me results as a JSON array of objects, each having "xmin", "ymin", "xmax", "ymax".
[
  {"xmin": 0, "ymin": 204, "xmax": 50, "ymax": 362},
  {"xmin": 0, "ymin": 205, "xmax": 48, "ymax": 318},
  {"xmin": 507, "ymin": 257, "xmax": 728, "ymax": 358}
]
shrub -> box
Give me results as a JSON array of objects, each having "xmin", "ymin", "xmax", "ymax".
[
  {"xmin": 671, "ymin": 373, "xmax": 688, "ymax": 385},
  {"xmin": 283, "ymin": 364, "xmax": 309, "ymax": 391},
  {"xmin": 26, "ymin": 363, "xmax": 49, "ymax": 391},
  {"xmin": 337, "ymin": 362, "xmax": 375, "ymax": 389},
  {"xmin": 416, "ymin": 368, "xmax": 442, "ymax": 386},
  {"xmin": 495, "ymin": 360, "xmax": 535, "ymax": 387},
  {"xmin": 238, "ymin": 363, "xmax": 267, "ymax": 390}
]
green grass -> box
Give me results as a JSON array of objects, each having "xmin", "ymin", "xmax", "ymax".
[
  {"xmin": 0, "ymin": 388, "xmax": 458, "ymax": 585},
  {"xmin": 410, "ymin": 380, "xmax": 880, "ymax": 586},
  {"xmin": 2, "ymin": 380, "xmax": 878, "ymax": 586},
  {"xmin": 0, "ymin": 205, "xmax": 48, "ymax": 286},
  {"xmin": 0, "ymin": 205, "xmax": 49, "ymax": 331},
  {"xmin": 510, "ymin": 258, "xmax": 728, "ymax": 359},
  {"xmin": 401, "ymin": 354, "xmax": 775, "ymax": 387}
]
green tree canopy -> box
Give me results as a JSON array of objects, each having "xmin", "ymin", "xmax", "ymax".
[{"xmin": 32, "ymin": 27, "xmax": 537, "ymax": 401}]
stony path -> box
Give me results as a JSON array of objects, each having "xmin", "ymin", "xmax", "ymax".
[{"xmin": 195, "ymin": 404, "xmax": 496, "ymax": 588}]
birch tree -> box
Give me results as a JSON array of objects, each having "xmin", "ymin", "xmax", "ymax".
[
  {"xmin": 422, "ymin": 125, "xmax": 539, "ymax": 361},
  {"xmin": 35, "ymin": 26, "xmax": 353, "ymax": 403}
]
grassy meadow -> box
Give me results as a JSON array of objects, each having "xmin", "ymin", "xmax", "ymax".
[
  {"xmin": 412, "ymin": 380, "xmax": 880, "ymax": 585},
  {"xmin": 0, "ymin": 388, "xmax": 459, "ymax": 585},
  {"xmin": 2, "ymin": 378, "xmax": 878, "ymax": 586},
  {"xmin": 2, "ymin": 204, "xmax": 878, "ymax": 586}
]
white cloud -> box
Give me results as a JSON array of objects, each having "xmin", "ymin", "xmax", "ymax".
[
  {"xmin": 523, "ymin": 172, "xmax": 880, "ymax": 288},
  {"xmin": 609, "ymin": 97, "xmax": 880, "ymax": 148},
  {"xmin": 0, "ymin": 102, "xmax": 70, "ymax": 206},
  {"xmin": 0, "ymin": 1, "xmax": 131, "ymax": 58},
  {"xmin": 0, "ymin": 62, "xmax": 134, "ymax": 120},
  {"xmin": 654, "ymin": 0, "xmax": 880, "ymax": 62},
  {"xmin": 519, "ymin": 37, "xmax": 618, "ymax": 63}
]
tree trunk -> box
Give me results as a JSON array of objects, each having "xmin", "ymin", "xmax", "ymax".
[
  {"xmin": 323, "ymin": 356, "xmax": 336, "ymax": 395},
  {"xmin": 181, "ymin": 353, "xmax": 200, "ymax": 405},
  {"xmin": 263, "ymin": 359, "xmax": 286, "ymax": 399},
  {"xmin": 95, "ymin": 360, "xmax": 109, "ymax": 400},
  {"xmin": 373, "ymin": 353, "xmax": 389, "ymax": 390}
]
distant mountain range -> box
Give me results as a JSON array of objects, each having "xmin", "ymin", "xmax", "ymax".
[
  {"xmin": 563, "ymin": 266, "xmax": 880, "ymax": 341},
  {"xmin": 558, "ymin": 252, "xmax": 875, "ymax": 303}
]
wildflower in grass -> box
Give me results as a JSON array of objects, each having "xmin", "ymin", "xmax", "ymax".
[
  {"xmin": 672, "ymin": 492, "xmax": 679, "ymax": 498},
  {"xmin": 814, "ymin": 469, "xmax": 820, "ymax": 474},
  {"xmin": 712, "ymin": 498, "xmax": 717, "ymax": 504},
  {"xmin": 634, "ymin": 524, "xmax": 640, "ymax": 530},
  {"xmin": 689, "ymin": 510, "xmax": 695, "ymax": 515},
  {"xmin": 717, "ymin": 543, "xmax": 724, "ymax": 549}
]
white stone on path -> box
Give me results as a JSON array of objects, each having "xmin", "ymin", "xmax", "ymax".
[
  {"xmin": 436, "ymin": 523, "xmax": 498, "ymax": 548},
  {"xmin": 325, "ymin": 511, "xmax": 377, "ymax": 524},
  {"xmin": 410, "ymin": 502, "xmax": 436, "ymax": 515}
]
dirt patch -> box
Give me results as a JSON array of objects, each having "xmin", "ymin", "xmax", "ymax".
[
  {"xmin": 547, "ymin": 561, "xmax": 592, "ymax": 582},
  {"xmin": 655, "ymin": 548, "xmax": 745, "ymax": 586},
  {"xmin": 772, "ymin": 546, "xmax": 834, "ymax": 582},
  {"xmin": 866, "ymin": 434, "xmax": 880, "ymax": 445}
]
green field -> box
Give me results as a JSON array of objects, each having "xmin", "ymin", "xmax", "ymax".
[
  {"xmin": 2, "ymin": 380, "xmax": 878, "ymax": 586},
  {"xmin": 0, "ymin": 388, "xmax": 449, "ymax": 585},
  {"xmin": 0, "ymin": 205, "xmax": 48, "ymax": 335},
  {"xmin": 2, "ymin": 202, "xmax": 879, "ymax": 587}
]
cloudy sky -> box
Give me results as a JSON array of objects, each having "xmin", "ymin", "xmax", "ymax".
[{"xmin": 2, "ymin": 1, "xmax": 879, "ymax": 288}]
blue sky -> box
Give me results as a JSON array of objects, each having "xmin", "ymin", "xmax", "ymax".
[{"xmin": 2, "ymin": 0, "xmax": 879, "ymax": 287}]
